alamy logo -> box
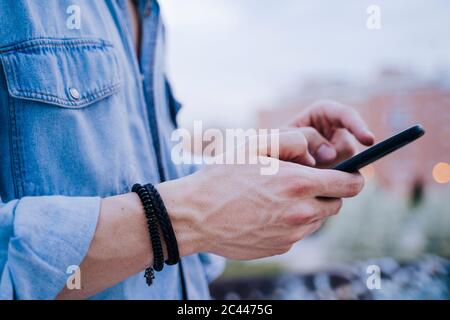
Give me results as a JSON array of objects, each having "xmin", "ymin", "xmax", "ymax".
[
  {"xmin": 66, "ymin": 265, "xmax": 81, "ymax": 290},
  {"xmin": 366, "ymin": 5, "xmax": 381, "ymax": 30},
  {"xmin": 66, "ymin": 5, "xmax": 81, "ymax": 30},
  {"xmin": 366, "ymin": 264, "xmax": 381, "ymax": 290}
]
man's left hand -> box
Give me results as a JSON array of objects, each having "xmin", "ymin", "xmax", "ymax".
[{"xmin": 286, "ymin": 100, "xmax": 375, "ymax": 168}]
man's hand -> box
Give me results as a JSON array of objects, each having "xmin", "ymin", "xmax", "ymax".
[
  {"xmin": 287, "ymin": 100, "xmax": 375, "ymax": 168},
  {"xmin": 158, "ymin": 131, "xmax": 364, "ymax": 260}
]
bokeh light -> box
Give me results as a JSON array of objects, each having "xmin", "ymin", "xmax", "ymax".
[
  {"xmin": 432, "ymin": 162, "xmax": 450, "ymax": 184},
  {"xmin": 361, "ymin": 164, "xmax": 375, "ymax": 181}
]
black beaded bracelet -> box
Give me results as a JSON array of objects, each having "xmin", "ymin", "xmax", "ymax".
[
  {"xmin": 132, "ymin": 183, "xmax": 165, "ymax": 285},
  {"xmin": 145, "ymin": 183, "xmax": 180, "ymax": 265}
]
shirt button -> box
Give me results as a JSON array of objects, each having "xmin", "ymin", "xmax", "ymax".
[{"xmin": 69, "ymin": 87, "xmax": 80, "ymax": 100}]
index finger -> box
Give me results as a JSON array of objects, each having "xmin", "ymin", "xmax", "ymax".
[{"xmin": 314, "ymin": 101, "xmax": 375, "ymax": 146}]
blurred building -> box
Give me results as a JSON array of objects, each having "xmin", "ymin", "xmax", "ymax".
[{"xmin": 258, "ymin": 70, "xmax": 450, "ymax": 193}]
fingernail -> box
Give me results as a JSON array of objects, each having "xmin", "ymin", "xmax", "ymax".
[
  {"xmin": 365, "ymin": 130, "xmax": 375, "ymax": 144},
  {"xmin": 315, "ymin": 144, "xmax": 337, "ymax": 162}
]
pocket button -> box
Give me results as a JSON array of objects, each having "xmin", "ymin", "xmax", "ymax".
[{"xmin": 69, "ymin": 87, "xmax": 80, "ymax": 100}]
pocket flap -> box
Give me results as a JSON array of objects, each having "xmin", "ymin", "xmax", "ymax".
[{"xmin": 0, "ymin": 38, "xmax": 121, "ymax": 108}]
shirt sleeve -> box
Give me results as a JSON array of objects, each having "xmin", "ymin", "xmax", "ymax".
[
  {"xmin": 198, "ymin": 253, "xmax": 226, "ymax": 283},
  {"xmin": 182, "ymin": 163, "xmax": 202, "ymax": 176},
  {"xmin": 0, "ymin": 196, "xmax": 100, "ymax": 300}
]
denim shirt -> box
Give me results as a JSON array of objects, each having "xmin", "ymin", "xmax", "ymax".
[{"xmin": 0, "ymin": 0, "xmax": 224, "ymax": 299}]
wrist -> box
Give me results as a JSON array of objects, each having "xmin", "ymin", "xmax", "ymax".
[{"xmin": 156, "ymin": 179, "xmax": 206, "ymax": 257}]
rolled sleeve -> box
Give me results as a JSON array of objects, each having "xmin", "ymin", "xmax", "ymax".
[{"xmin": 0, "ymin": 196, "xmax": 100, "ymax": 300}]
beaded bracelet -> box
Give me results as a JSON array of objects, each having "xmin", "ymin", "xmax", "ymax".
[
  {"xmin": 132, "ymin": 183, "xmax": 165, "ymax": 285},
  {"xmin": 145, "ymin": 183, "xmax": 180, "ymax": 265}
]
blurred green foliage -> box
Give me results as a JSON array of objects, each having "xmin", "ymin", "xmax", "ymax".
[
  {"xmin": 323, "ymin": 183, "xmax": 450, "ymax": 262},
  {"xmin": 220, "ymin": 183, "xmax": 450, "ymax": 278},
  {"xmin": 221, "ymin": 261, "xmax": 284, "ymax": 279}
]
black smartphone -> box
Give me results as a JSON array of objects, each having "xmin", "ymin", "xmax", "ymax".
[{"xmin": 333, "ymin": 124, "xmax": 425, "ymax": 173}]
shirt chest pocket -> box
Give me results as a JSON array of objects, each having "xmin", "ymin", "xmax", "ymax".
[
  {"xmin": 0, "ymin": 38, "xmax": 121, "ymax": 108},
  {"xmin": 0, "ymin": 38, "xmax": 126, "ymax": 197}
]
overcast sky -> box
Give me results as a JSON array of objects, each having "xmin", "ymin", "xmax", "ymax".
[{"xmin": 160, "ymin": 0, "xmax": 450, "ymax": 128}]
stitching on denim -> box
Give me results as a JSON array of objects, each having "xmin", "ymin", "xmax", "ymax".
[
  {"xmin": 3, "ymin": 44, "xmax": 113, "ymax": 56},
  {"xmin": 8, "ymin": 93, "xmax": 24, "ymax": 197},
  {"xmin": 0, "ymin": 38, "xmax": 113, "ymax": 54},
  {"xmin": 11, "ymin": 82, "xmax": 121, "ymax": 102},
  {"xmin": 0, "ymin": 57, "xmax": 23, "ymax": 197},
  {"xmin": 10, "ymin": 82, "xmax": 122, "ymax": 108}
]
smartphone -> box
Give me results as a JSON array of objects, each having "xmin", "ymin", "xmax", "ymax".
[{"xmin": 332, "ymin": 124, "xmax": 425, "ymax": 173}]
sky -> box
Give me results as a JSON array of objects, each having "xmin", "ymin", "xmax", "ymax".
[{"xmin": 159, "ymin": 0, "xmax": 450, "ymax": 129}]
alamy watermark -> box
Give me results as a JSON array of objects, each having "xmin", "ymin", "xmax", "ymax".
[
  {"xmin": 66, "ymin": 5, "xmax": 81, "ymax": 30},
  {"xmin": 366, "ymin": 264, "xmax": 381, "ymax": 290},
  {"xmin": 366, "ymin": 5, "xmax": 381, "ymax": 30},
  {"xmin": 66, "ymin": 265, "xmax": 81, "ymax": 290},
  {"xmin": 171, "ymin": 121, "xmax": 280, "ymax": 175}
]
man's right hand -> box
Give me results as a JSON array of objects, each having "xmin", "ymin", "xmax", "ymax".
[{"xmin": 157, "ymin": 131, "xmax": 364, "ymax": 260}]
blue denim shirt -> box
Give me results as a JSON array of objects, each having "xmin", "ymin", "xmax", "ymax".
[{"xmin": 0, "ymin": 0, "xmax": 224, "ymax": 299}]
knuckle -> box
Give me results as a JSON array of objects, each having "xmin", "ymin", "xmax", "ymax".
[
  {"xmin": 284, "ymin": 203, "xmax": 317, "ymax": 225},
  {"xmin": 299, "ymin": 204, "xmax": 316, "ymax": 221},
  {"xmin": 287, "ymin": 177, "xmax": 313, "ymax": 195},
  {"xmin": 284, "ymin": 211, "xmax": 311, "ymax": 225}
]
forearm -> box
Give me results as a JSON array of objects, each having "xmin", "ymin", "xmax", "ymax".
[{"xmin": 57, "ymin": 188, "xmax": 199, "ymax": 299}]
